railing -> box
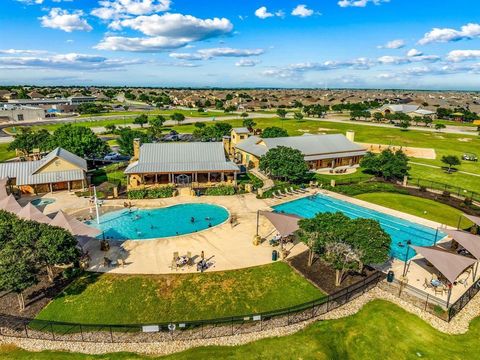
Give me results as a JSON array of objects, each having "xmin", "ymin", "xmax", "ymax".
[
  {"xmin": 448, "ymin": 277, "xmax": 480, "ymax": 321},
  {"xmin": 0, "ymin": 272, "xmax": 383, "ymax": 343},
  {"xmin": 408, "ymin": 178, "xmax": 480, "ymax": 203}
]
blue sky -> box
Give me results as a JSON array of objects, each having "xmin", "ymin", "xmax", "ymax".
[{"xmin": 0, "ymin": 0, "xmax": 479, "ymax": 89}]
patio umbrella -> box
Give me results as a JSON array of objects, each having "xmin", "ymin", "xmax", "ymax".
[
  {"xmin": 50, "ymin": 210, "xmax": 101, "ymax": 238},
  {"xmin": 259, "ymin": 211, "xmax": 302, "ymax": 237},
  {"xmin": 17, "ymin": 203, "xmax": 51, "ymax": 224},
  {"xmin": 0, "ymin": 178, "xmax": 8, "ymax": 200},
  {"xmin": 0, "ymin": 194, "xmax": 22, "ymax": 214}
]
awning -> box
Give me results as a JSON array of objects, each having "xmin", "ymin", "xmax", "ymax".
[
  {"xmin": 260, "ymin": 211, "xmax": 302, "ymax": 237},
  {"xmin": 464, "ymin": 214, "xmax": 480, "ymax": 227},
  {"xmin": 0, "ymin": 194, "xmax": 22, "ymax": 214},
  {"xmin": 411, "ymin": 245, "xmax": 477, "ymax": 284},
  {"xmin": 50, "ymin": 210, "xmax": 101, "ymax": 238},
  {"xmin": 443, "ymin": 229, "xmax": 480, "ymax": 260},
  {"xmin": 17, "ymin": 203, "xmax": 51, "ymax": 224}
]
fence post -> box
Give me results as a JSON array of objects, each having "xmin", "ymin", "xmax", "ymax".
[
  {"xmin": 231, "ymin": 317, "xmax": 234, "ymax": 336},
  {"xmin": 50, "ymin": 323, "xmax": 55, "ymax": 341},
  {"xmin": 110, "ymin": 326, "xmax": 114, "ymax": 343},
  {"xmin": 24, "ymin": 323, "xmax": 29, "ymax": 338},
  {"xmin": 425, "ymin": 294, "xmax": 429, "ymax": 311},
  {"xmin": 326, "ymin": 295, "xmax": 330, "ymax": 312},
  {"xmin": 80, "ymin": 324, "xmax": 84, "ymax": 342}
]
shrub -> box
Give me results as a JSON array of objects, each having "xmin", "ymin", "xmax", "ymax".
[
  {"xmin": 205, "ymin": 185, "xmax": 236, "ymax": 196},
  {"xmin": 62, "ymin": 267, "xmax": 84, "ymax": 280},
  {"xmin": 127, "ymin": 187, "xmax": 175, "ymax": 199},
  {"xmin": 419, "ymin": 185, "xmax": 427, "ymax": 192},
  {"xmin": 442, "ymin": 190, "xmax": 451, "ymax": 198}
]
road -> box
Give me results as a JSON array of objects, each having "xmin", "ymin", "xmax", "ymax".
[{"xmin": 0, "ymin": 111, "xmax": 477, "ymax": 143}]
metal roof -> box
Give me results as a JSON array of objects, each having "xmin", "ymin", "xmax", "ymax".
[
  {"xmin": 125, "ymin": 142, "xmax": 240, "ymax": 174},
  {"xmin": 235, "ymin": 134, "xmax": 367, "ymax": 159},
  {"xmin": 0, "ymin": 148, "xmax": 86, "ymax": 186},
  {"xmin": 232, "ymin": 127, "xmax": 250, "ymax": 134}
]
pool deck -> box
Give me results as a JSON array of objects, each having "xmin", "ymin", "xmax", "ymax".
[{"xmin": 23, "ymin": 187, "xmax": 465, "ymax": 305}]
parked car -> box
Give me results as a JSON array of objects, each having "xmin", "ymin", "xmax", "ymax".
[
  {"xmin": 462, "ymin": 153, "xmax": 478, "ymax": 162},
  {"xmin": 104, "ymin": 152, "xmax": 130, "ymax": 161}
]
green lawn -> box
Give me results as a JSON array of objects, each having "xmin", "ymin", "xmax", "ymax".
[
  {"xmin": 35, "ymin": 262, "xmax": 323, "ymax": 324},
  {"xmin": 409, "ymin": 163, "xmax": 480, "ymax": 195},
  {"xmin": 5, "ymin": 300, "xmax": 480, "ymax": 359},
  {"xmin": 90, "ymin": 163, "xmax": 127, "ymax": 186},
  {"xmin": 315, "ymin": 168, "xmax": 373, "ymax": 185},
  {"xmin": 0, "ymin": 143, "xmax": 15, "ymax": 162},
  {"xmin": 78, "ymin": 109, "xmax": 234, "ymax": 119},
  {"xmin": 354, "ymin": 192, "xmax": 471, "ymax": 227}
]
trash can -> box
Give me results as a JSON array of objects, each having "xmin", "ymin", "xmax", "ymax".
[
  {"xmin": 272, "ymin": 250, "xmax": 278, "ymax": 261},
  {"xmin": 387, "ymin": 270, "xmax": 394, "ymax": 283}
]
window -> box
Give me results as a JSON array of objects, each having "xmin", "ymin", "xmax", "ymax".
[{"xmin": 17, "ymin": 114, "xmax": 24, "ymax": 121}]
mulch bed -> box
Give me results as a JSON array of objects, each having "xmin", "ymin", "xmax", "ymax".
[
  {"xmin": 288, "ymin": 250, "xmax": 376, "ymax": 295},
  {"xmin": 0, "ymin": 268, "xmax": 72, "ymax": 319}
]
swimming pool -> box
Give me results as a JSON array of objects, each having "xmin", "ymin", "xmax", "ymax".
[
  {"xmin": 87, "ymin": 203, "xmax": 229, "ymax": 240},
  {"xmin": 273, "ymin": 194, "xmax": 446, "ymax": 261},
  {"xmin": 31, "ymin": 198, "xmax": 56, "ymax": 207}
]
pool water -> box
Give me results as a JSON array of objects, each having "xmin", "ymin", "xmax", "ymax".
[
  {"xmin": 31, "ymin": 198, "xmax": 56, "ymax": 206},
  {"xmin": 87, "ymin": 203, "xmax": 229, "ymax": 240},
  {"xmin": 273, "ymin": 194, "xmax": 446, "ymax": 261}
]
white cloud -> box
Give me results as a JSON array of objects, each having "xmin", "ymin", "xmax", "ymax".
[
  {"xmin": 170, "ymin": 47, "xmax": 264, "ymax": 60},
  {"xmin": 91, "ymin": 0, "xmax": 171, "ymax": 20},
  {"xmin": 446, "ymin": 50, "xmax": 480, "ymax": 62},
  {"xmin": 113, "ymin": 13, "xmax": 232, "ymax": 38},
  {"xmin": 291, "ymin": 4, "xmax": 314, "ymax": 17},
  {"xmin": 39, "ymin": 8, "xmax": 92, "ymax": 32},
  {"xmin": 262, "ymin": 69, "xmax": 302, "ymax": 80},
  {"xmin": 0, "ymin": 49, "xmax": 48, "ymax": 55},
  {"xmin": 377, "ymin": 39, "xmax": 405, "ymax": 49},
  {"xmin": 16, "ymin": 0, "xmax": 43, "ymax": 5},
  {"xmin": 406, "ymin": 48, "xmax": 423, "ymax": 57},
  {"xmin": 236, "ymin": 59, "xmax": 260, "ymax": 67},
  {"xmin": 377, "ymin": 54, "xmax": 439, "ymax": 65},
  {"xmin": 255, "ymin": 6, "xmax": 274, "ymax": 19},
  {"xmin": 0, "ymin": 53, "xmax": 139, "ymax": 70},
  {"xmin": 96, "ymin": 13, "xmax": 233, "ymax": 52},
  {"xmin": 418, "ymin": 23, "xmax": 480, "ymax": 45},
  {"xmin": 338, "ymin": 0, "xmax": 389, "ymax": 8}
]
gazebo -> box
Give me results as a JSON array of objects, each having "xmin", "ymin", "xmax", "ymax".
[
  {"xmin": 411, "ymin": 245, "xmax": 477, "ymax": 306},
  {"xmin": 17, "ymin": 203, "xmax": 51, "ymax": 224},
  {"xmin": 463, "ymin": 214, "xmax": 480, "ymax": 228}
]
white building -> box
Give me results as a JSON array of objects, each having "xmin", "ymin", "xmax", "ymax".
[{"xmin": 0, "ymin": 104, "xmax": 46, "ymax": 122}]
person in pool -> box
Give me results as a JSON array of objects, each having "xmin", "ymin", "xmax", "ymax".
[{"xmin": 191, "ymin": 217, "xmax": 195, "ymax": 223}]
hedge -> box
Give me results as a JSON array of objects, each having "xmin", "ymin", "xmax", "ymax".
[
  {"xmin": 127, "ymin": 186, "xmax": 175, "ymax": 199},
  {"xmin": 204, "ymin": 185, "xmax": 236, "ymax": 196}
]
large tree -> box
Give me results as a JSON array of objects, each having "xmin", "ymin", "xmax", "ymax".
[
  {"xmin": 441, "ymin": 155, "xmax": 461, "ymax": 173},
  {"xmin": 117, "ymin": 128, "xmax": 152, "ymax": 156},
  {"xmin": 171, "ymin": 112, "xmax": 186, "ymax": 124},
  {"xmin": 36, "ymin": 226, "xmax": 80, "ymax": 282},
  {"xmin": 261, "ymin": 126, "xmax": 288, "ymax": 138},
  {"xmin": 133, "ymin": 114, "xmax": 148, "ymax": 128},
  {"xmin": 8, "ymin": 128, "xmax": 52, "ymax": 154},
  {"xmin": 148, "ymin": 115, "xmax": 166, "ymax": 139},
  {"xmin": 360, "ymin": 149, "xmax": 410, "ymax": 181},
  {"xmin": 296, "ymin": 212, "xmax": 391, "ymax": 286},
  {"xmin": 259, "ymin": 146, "xmax": 309, "ymax": 182},
  {"xmin": 50, "ymin": 125, "xmax": 109, "ymax": 159}
]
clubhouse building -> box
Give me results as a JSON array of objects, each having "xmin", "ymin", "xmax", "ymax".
[
  {"xmin": 0, "ymin": 147, "xmax": 88, "ymax": 194},
  {"xmin": 229, "ymin": 129, "xmax": 367, "ymax": 170},
  {"xmin": 125, "ymin": 140, "xmax": 240, "ymax": 189}
]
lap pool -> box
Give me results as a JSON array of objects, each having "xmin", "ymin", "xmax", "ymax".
[
  {"xmin": 87, "ymin": 203, "xmax": 229, "ymax": 240},
  {"xmin": 273, "ymin": 194, "xmax": 446, "ymax": 261}
]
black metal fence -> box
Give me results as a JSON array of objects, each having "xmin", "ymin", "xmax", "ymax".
[
  {"xmin": 409, "ymin": 178, "xmax": 480, "ymax": 203},
  {"xmin": 0, "ymin": 272, "xmax": 383, "ymax": 343},
  {"xmin": 448, "ymin": 277, "xmax": 480, "ymax": 321}
]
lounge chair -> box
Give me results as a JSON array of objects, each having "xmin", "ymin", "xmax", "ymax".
[
  {"xmin": 276, "ymin": 190, "xmax": 286, "ymax": 197},
  {"xmin": 273, "ymin": 191, "xmax": 283, "ymax": 199},
  {"xmin": 290, "ymin": 187, "xmax": 301, "ymax": 194},
  {"xmin": 434, "ymin": 285, "xmax": 445, "ymax": 296},
  {"xmin": 423, "ymin": 278, "xmax": 433, "ymax": 290},
  {"xmin": 285, "ymin": 188, "xmax": 295, "ymax": 195}
]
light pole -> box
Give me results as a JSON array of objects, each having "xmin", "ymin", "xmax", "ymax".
[
  {"xmin": 402, "ymin": 240, "xmax": 412, "ymax": 277},
  {"xmin": 93, "ymin": 186, "xmax": 100, "ymax": 224}
]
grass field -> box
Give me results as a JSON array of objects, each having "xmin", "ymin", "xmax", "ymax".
[
  {"xmin": 4, "ymin": 300, "xmax": 480, "ymax": 359},
  {"xmin": 35, "ymin": 262, "xmax": 323, "ymax": 324},
  {"xmin": 409, "ymin": 163, "xmax": 480, "ymax": 194},
  {"xmin": 354, "ymin": 192, "xmax": 470, "ymax": 227},
  {"xmin": 78, "ymin": 109, "xmax": 234, "ymax": 118},
  {"xmin": 0, "ymin": 143, "xmax": 15, "ymax": 162}
]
